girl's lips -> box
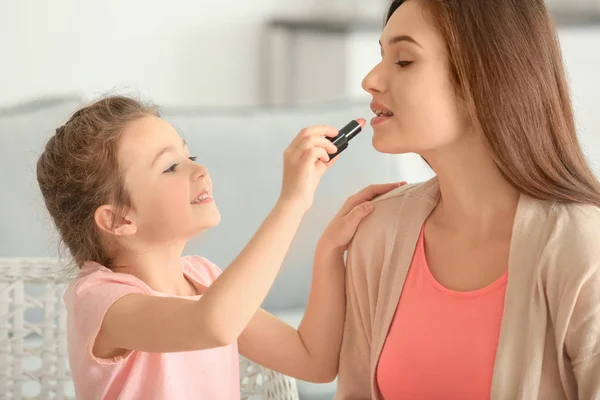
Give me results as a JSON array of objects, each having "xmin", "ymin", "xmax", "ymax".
[
  {"xmin": 192, "ymin": 196, "xmax": 213, "ymax": 205},
  {"xmin": 191, "ymin": 190, "xmax": 211, "ymax": 204}
]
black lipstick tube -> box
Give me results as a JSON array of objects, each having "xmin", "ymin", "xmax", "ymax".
[{"xmin": 327, "ymin": 120, "xmax": 363, "ymax": 160}]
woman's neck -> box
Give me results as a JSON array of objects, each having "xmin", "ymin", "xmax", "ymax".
[{"xmin": 423, "ymin": 132, "xmax": 520, "ymax": 237}]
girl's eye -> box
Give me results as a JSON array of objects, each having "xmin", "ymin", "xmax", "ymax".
[
  {"xmin": 163, "ymin": 156, "xmax": 197, "ymax": 173},
  {"xmin": 164, "ymin": 163, "xmax": 179, "ymax": 173},
  {"xmin": 396, "ymin": 61, "xmax": 413, "ymax": 68}
]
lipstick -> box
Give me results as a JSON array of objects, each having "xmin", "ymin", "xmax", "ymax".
[{"xmin": 327, "ymin": 118, "xmax": 366, "ymax": 160}]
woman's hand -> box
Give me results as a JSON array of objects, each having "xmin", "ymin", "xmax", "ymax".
[{"xmin": 317, "ymin": 182, "xmax": 407, "ymax": 255}]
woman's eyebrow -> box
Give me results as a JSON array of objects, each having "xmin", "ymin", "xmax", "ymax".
[{"xmin": 379, "ymin": 34, "xmax": 423, "ymax": 49}]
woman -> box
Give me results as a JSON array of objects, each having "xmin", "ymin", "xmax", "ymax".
[{"xmin": 336, "ymin": 0, "xmax": 600, "ymax": 399}]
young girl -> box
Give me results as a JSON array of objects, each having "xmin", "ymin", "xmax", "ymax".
[{"xmin": 36, "ymin": 96, "xmax": 401, "ymax": 399}]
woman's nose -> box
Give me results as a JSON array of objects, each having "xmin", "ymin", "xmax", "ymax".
[{"xmin": 362, "ymin": 63, "xmax": 387, "ymax": 96}]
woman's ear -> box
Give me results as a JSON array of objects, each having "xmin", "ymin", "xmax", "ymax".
[{"xmin": 94, "ymin": 205, "xmax": 137, "ymax": 237}]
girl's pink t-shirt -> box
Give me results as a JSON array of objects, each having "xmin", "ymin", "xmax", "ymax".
[
  {"xmin": 377, "ymin": 228, "xmax": 508, "ymax": 399},
  {"xmin": 64, "ymin": 255, "xmax": 240, "ymax": 400}
]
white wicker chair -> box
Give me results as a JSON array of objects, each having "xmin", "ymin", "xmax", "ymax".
[{"xmin": 0, "ymin": 258, "xmax": 299, "ymax": 399}]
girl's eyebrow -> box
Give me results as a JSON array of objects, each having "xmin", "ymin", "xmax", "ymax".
[{"xmin": 151, "ymin": 139, "xmax": 187, "ymax": 166}]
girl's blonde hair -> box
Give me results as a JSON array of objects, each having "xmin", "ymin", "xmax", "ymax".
[{"xmin": 37, "ymin": 96, "xmax": 159, "ymax": 268}]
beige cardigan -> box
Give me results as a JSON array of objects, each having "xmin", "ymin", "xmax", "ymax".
[{"xmin": 336, "ymin": 178, "xmax": 600, "ymax": 400}]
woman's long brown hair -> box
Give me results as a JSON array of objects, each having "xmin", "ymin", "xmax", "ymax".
[{"xmin": 387, "ymin": 0, "xmax": 600, "ymax": 207}]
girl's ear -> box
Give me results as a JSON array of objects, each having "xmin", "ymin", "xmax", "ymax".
[{"xmin": 94, "ymin": 205, "xmax": 137, "ymax": 237}]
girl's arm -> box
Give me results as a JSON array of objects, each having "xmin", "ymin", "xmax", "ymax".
[
  {"xmin": 97, "ymin": 200, "xmax": 305, "ymax": 354},
  {"xmin": 238, "ymin": 247, "xmax": 345, "ymax": 383},
  {"xmin": 237, "ymin": 182, "xmax": 404, "ymax": 383}
]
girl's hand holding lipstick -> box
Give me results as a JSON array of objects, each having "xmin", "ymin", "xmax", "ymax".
[
  {"xmin": 278, "ymin": 119, "xmax": 365, "ymax": 213},
  {"xmin": 278, "ymin": 125, "xmax": 339, "ymax": 213}
]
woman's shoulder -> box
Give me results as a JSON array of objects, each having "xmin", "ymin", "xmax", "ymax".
[
  {"xmin": 350, "ymin": 179, "xmax": 439, "ymax": 257},
  {"xmin": 525, "ymin": 199, "xmax": 600, "ymax": 281},
  {"xmin": 552, "ymin": 200, "xmax": 600, "ymax": 228},
  {"xmin": 371, "ymin": 178, "xmax": 440, "ymax": 206},
  {"xmin": 547, "ymin": 201, "xmax": 600, "ymax": 262},
  {"xmin": 356, "ymin": 178, "xmax": 439, "ymax": 236},
  {"xmin": 535, "ymin": 200, "xmax": 600, "ymax": 249}
]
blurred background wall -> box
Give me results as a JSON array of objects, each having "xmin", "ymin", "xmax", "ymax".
[{"xmin": 1, "ymin": 0, "xmax": 598, "ymax": 169}]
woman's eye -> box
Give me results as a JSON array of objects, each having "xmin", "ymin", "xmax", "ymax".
[
  {"xmin": 164, "ymin": 163, "xmax": 179, "ymax": 173},
  {"xmin": 396, "ymin": 61, "xmax": 413, "ymax": 68},
  {"xmin": 188, "ymin": 156, "xmax": 197, "ymax": 162}
]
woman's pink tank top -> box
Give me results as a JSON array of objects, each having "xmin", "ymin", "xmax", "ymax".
[{"xmin": 377, "ymin": 228, "xmax": 508, "ymax": 399}]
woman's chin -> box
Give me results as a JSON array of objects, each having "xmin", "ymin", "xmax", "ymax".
[{"xmin": 372, "ymin": 135, "xmax": 413, "ymax": 154}]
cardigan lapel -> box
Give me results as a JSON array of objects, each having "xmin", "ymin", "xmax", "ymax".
[
  {"xmin": 370, "ymin": 179, "xmax": 440, "ymax": 399},
  {"xmin": 490, "ymin": 193, "xmax": 553, "ymax": 399}
]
